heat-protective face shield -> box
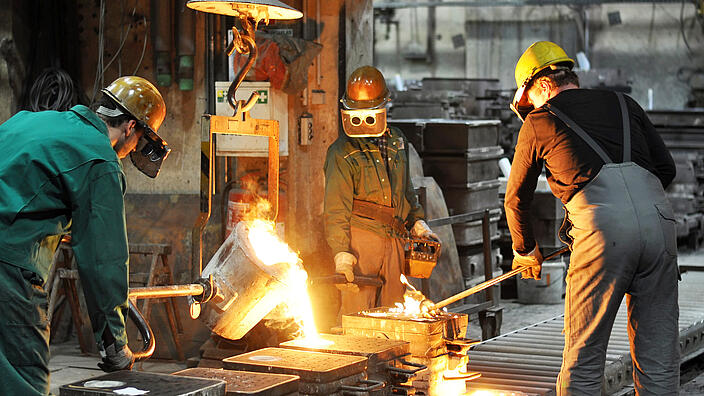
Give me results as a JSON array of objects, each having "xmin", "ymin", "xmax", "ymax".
[
  {"xmin": 130, "ymin": 127, "xmax": 171, "ymax": 178},
  {"xmin": 510, "ymin": 85, "xmax": 534, "ymax": 122},
  {"xmin": 340, "ymin": 108, "xmax": 387, "ymax": 137}
]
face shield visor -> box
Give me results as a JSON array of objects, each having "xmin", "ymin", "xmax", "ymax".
[
  {"xmin": 130, "ymin": 127, "xmax": 171, "ymax": 178},
  {"xmin": 340, "ymin": 108, "xmax": 387, "ymax": 137},
  {"xmin": 510, "ymin": 84, "xmax": 535, "ymax": 123}
]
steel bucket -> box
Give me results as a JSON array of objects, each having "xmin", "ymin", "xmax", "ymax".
[{"xmin": 200, "ymin": 221, "xmax": 296, "ymax": 340}]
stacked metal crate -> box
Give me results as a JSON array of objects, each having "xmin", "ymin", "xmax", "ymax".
[
  {"xmin": 497, "ymin": 178, "xmax": 567, "ymax": 300},
  {"xmin": 390, "ymin": 78, "xmax": 500, "ymax": 120},
  {"xmin": 646, "ymin": 109, "xmax": 704, "ymax": 249},
  {"xmin": 530, "ymin": 190, "xmax": 566, "ymax": 259},
  {"xmin": 390, "ymin": 119, "xmax": 504, "ymax": 304}
]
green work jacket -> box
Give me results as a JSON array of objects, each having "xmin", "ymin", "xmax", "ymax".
[
  {"xmin": 0, "ymin": 105, "xmax": 130, "ymax": 348},
  {"xmin": 324, "ymin": 126, "xmax": 424, "ymax": 256}
]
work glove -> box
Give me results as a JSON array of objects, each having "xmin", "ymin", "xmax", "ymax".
[
  {"xmin": 334, "ymin": 251, "xmax": 359, "ymax": 293},
  {"xmin": 411, "ymin": 220, "xmax": 440, "ymax": 242},
  {"xmin": 411, "ymin": 219, "xmax": 442, "ymax": 257},
  {"xmin": 98, "ymin": 343, "xmax": 134, "ymax": 372},
  {"xmin": 512, "ymin": 244, "xmax": 544, "ymax": 280}
]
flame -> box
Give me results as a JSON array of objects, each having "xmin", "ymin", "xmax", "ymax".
[
  {"xmin": 242, "ymin": 193, "xmax": 326, "ymax": 345},
  {"xmin": 381, "ymin": 274, "xmax": 438, "ymax": 318}
]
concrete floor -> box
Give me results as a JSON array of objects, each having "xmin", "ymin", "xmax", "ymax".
[
  {"xmin": 48, "ymin": 248, "xmax": 704, "ymax": 395},
  {"xmin": 48, "ymin": 342, "xmax": 187, "ymax": 394}
]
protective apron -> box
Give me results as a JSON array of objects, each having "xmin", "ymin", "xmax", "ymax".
[
  {"xmin": 548, "ymin": 93, "xmax": 680, "ymax": 396},
  {"xmin": 339, "ymin": 226, "xmax": 405, "ymax": 315}
]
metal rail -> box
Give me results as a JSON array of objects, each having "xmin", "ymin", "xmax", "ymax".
[
  {"xmin": 466, "ymin": 280, "xmax": 704, "ymax": 395},
  {"xmin": 426, "ymin": 207, "xmax": 501, "ymax": 228}
]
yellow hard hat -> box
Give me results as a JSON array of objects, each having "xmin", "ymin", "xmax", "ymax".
[
  {"xmin": 511, "ymin": 41, "xmax": 574, "ymax": 121},
  {"xmin": 101, "ymin": 76, "xmax": 166, "ymax": 134}
]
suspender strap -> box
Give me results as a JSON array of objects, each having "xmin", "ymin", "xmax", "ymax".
[
  {"xmin": 616, "ymin": 92, "xmax": 631, "ymax": 162},
  {"xmin": 545, "ymin": 103, "xmax": 614, "ymax": 164}
]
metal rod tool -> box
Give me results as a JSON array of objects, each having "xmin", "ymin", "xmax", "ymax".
[{"xmin": 433, "ymin": 246, "xmax": 570, "ymax": 310}]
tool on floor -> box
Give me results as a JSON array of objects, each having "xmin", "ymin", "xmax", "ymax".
[{"xmin": 432, "ymin": 246, "xmax": 570, "ymax": 310}]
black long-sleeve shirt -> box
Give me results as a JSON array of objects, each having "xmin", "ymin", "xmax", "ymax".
[{"xmin": 505, "ymin": 89, "xmax": 676, "ymax": 254}]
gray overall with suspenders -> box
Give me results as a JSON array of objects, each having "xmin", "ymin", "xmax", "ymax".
[{"xmin": 545, "ymin": 93, "xmax": 680, "ymax": 395}]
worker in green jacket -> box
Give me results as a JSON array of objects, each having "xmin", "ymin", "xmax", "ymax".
[
  {"xmin": 324, "ymin": 66, "xmax": 439, "ymax": 315},
  {"xmin": 0, "ymin": 76, "xmax": 170, "ymax": 395}
]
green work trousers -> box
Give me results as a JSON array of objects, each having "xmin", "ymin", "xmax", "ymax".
[{"xmin": 0, "ymin": 263, "xmax": 50, "ymax": 395}]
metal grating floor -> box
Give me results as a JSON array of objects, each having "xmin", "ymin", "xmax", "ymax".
[{"xmin": 467, "ymin": 284, "xmax": 704, "ymax": 395}]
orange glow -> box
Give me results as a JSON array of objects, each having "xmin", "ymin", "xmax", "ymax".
[
  {"xmin": 385, "ymin": 274, "xmax": 437, "ymax": 318},
  {"xmin": 243, "ymin": 196, "xmax": 325, "ymax": 345}
]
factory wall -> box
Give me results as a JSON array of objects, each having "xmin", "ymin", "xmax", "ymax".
[
  {"xmin": 0, "ymin": 0, "xmax": 347, "ymax": 356},
  {"xmin": 374, "ymin": 3, "xmax": 704, "ymax": 110}
]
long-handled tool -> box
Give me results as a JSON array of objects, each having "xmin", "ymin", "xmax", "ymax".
[
  {"xmin": 311, "ymin": 274, "xmax": 383, "ymax": 288},
  {"xmin": 431, "ymin": 246, "xmax": 570, "ymax": 310}
]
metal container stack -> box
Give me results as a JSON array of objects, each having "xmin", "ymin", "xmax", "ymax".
[
  {"xmin": 390, "ymin": 78, "xmax": 500, "ymax": 120},
  {"xmin": 530, "ymin": 191, "xmax": 566, "ymax": 256},
  {"xmin": 497, "ymin": 178, "xmax": 567, "ymax": 300},
  {"xmin": 341, "ymin": 310, "xmax": 476, "ymax": 396},
  {"xmin": 389, "ymin": 119, "xmax": 504, "ymax": 303},
  {"xmin": 647, "ymin": 109, "xmax": 704, "ymax": 249}
]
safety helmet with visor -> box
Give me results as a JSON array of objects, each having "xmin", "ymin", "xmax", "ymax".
[
  {"xmin": 98, "ymin": 76, "xmax": 170, "ymax": 178},
  {"xmin": 510, "ymin": 41, "xmax": 575, "ymax": 122},
  {"xmin": 340, "ymin": 66, "xmax": 390, "ymax": 138}
]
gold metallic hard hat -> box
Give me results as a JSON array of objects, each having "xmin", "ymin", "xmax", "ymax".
[
  {"xmin": 102, "ymin": 76, "xmax": 170, "ymax": 178},
  {"xmin": 341, "ymin": 66, "xmax": 390, "ymax": 110},
  {"xmin": 101, "ymin": 76, "xmax": 166, "ymax": 134},
  {"xmin": 511, "ymin": 41, "xmax": 574, "ymax": 122}
]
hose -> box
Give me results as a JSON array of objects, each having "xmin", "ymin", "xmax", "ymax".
[{"xmin": 127, "ymin": 299, "xmax": 156, "ymax": 361}]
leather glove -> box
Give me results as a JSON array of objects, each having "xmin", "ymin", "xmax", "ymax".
[
  {"xmin": 411, "ymin": 220, "xmax": 440, "ymax": 242},
  {"xmin": 412, "ymin": 220, "xmax": 442, "ymax": 257},
  {"xmin": 334, "ymin": 251, "xmax": 359, "ymax": 293},
  {"xmin": 512, "ymin": 244, "xmax": 544, "ymax": 280},
  {"xmin": 98, "ymin": 343, "xmax": 134, "ymax": 372}
]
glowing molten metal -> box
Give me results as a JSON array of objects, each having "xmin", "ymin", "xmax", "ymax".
[{"xmin": 243, "ymin": 205, "xmax": 329, "ymax": 346}]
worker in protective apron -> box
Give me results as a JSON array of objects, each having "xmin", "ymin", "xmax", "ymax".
[
  {"xmin": 505, "ymin": 41, "xmax": 679, "ymax": 395},
  {"xmin": 324, "ymin": 66, "xmax": 439, "ymax": 316}
]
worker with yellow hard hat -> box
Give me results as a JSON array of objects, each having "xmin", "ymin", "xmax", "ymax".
[
  {"xmin": 504, "ymin": 41, "xmax": 679, "ymax": 394},
  {"xmin": 0, "ymin": 76, "xmax": 168, "ymax": 394},
  {"xmin": 324, "ymin": 66, "xmax": 439, "ymax": 315}
]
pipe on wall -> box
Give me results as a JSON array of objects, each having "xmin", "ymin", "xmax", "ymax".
[{"xmin": 151, "ymin": 0, "xmax": 173, "ymax": 86}]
